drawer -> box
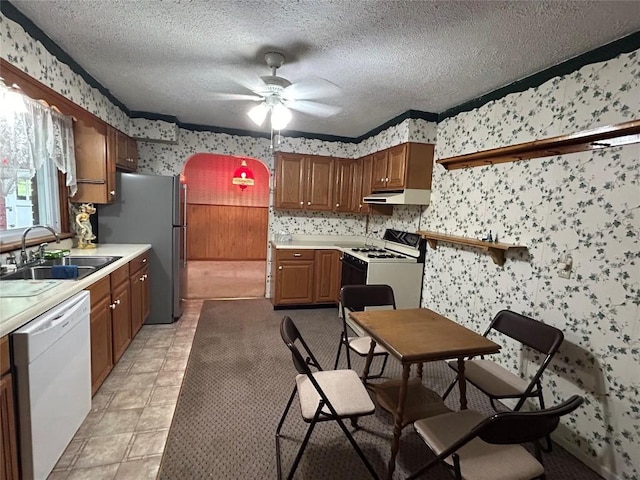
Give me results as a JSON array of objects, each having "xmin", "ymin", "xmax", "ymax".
[
  {"xmin": 86, "ymin": 275, "xmax": 110, "ymax": 307},
  {"xmin": 130, "ymin": 252, "xmax": 150, "ymax": 273},
  {"xmin": 110, "ymin": 263, "xmax": 130, "ymax": 289},
  {"xmin": 0, "ymin": 335, "xmax": 9, "ymax": 376},
  {"xmin": 275, "ymin": 249, "xmax": 315, "ymax": 261}
]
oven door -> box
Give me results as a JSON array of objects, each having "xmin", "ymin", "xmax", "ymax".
[{"xmin": 340, "ymin": 254, "xmax": 367, "ymax": 287}]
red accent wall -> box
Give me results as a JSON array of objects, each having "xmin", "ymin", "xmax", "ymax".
[{"xmin": 184, "ymin": 154, "xmax": 269, "ymax": 207}]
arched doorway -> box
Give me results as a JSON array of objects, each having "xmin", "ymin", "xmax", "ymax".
[{"xmin": 182, "ymin": 153, "xmax": 270, "ymax": 299}]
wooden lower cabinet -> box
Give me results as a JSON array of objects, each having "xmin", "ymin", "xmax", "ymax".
[
  {"xmin": 0, "ymin": 336, "xmax": 18, "ymax": 480},
  {"xmin": 87, "ymin": 255, "xmax": 151, "ymax": 395},
  {"xmin": 88, "ymin": 292, "xmax": 113, "ymax": 395},
  {"xmin": 275, "ymin": 249, "xmax": 315, "ymax": 305},
  {"xmin": 271, "ymin": 248, "xmax": 342, "ymax": 307},
  {"xmin": 130, "ymin": 253, "xmax": 151, "ymax": 336},
  {"xmin": 111, "ymin": 267, "xmax": 132, "ymax": 364},
  {"xmin": 314, "ymin": 250, "xmax": 342, "ymax": 303}
]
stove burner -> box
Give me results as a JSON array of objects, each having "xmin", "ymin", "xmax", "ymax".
[{"xmin": 352, "ymin": 248, "xmax": 386, "ymax": 253}]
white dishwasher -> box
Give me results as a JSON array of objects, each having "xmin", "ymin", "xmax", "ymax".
[{"xmin": 12, "ymin": 290, "xmax": 91, "ymax": 480}]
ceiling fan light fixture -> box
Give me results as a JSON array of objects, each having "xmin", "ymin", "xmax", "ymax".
[
  {"xmin": 247, "ymin": 103, "xmax": 268, "ymax": 126},
  {"xmin": 271, "ymin": 103, "xmax": 292, "ymax": 130}
]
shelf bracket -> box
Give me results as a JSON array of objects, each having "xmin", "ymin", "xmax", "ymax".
[{"xmin": 487, "ymin": 248, "xmax": 506, "ymax": 266}]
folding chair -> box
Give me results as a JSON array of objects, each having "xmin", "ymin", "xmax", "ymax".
[
  {"xmin": 407, "ymin": 395, "xmax": 584, "ymax": 480},
  {"xmin": 275, "ymin": 316, "xmax": 379, "ymax": 480},
  {"xmin": 442, "ymin": 309, "xmax": 564, "ymax": 451},
  {"xmin": 334, "ymin": 284, "xmax": 396, "ymax": 378}
]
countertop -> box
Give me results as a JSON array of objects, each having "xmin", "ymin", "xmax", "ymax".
[{"xmin": 0, "ymin": 244, "xmax": 151, "ymax": 337}]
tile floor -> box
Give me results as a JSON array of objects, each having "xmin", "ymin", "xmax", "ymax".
[{"xmin": 49, "ymin": 300, "xmax": 203, "ymax": 480}]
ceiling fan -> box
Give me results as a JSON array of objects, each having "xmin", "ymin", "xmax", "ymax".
[{"xmin": 213, "ymin": 52, "xmax": 342, "ymax": 131}]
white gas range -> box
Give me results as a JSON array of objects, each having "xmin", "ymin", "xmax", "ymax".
[{"xmin": 340, "ymin": 229, "xmax": 426, "ymax": 311}]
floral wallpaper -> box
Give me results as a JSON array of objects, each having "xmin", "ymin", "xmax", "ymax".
[
  {"xmin": 0, "ymin": 14, "xmax": 129, "ymax": 133},
  {"xmin": 2, "ymin": 9, "xmax": 638, "ymax": 478},
  {"xmin": 423, "ymin": 50, "xmax": 639, "ymax": 480},
  {"xmin": 129, "ymin": 117, "xmax": 179, "ymax": 143}
]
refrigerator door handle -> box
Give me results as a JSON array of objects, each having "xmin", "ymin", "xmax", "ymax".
[
  {"xmin": 182, "ymin": 184, "xmax": 187, "ymax": 267},
  {"xmin": 182, "ymin": 183, "xmax": 188, "ymax": 227},
  {"xmin": 182, "ymin": 226, "xmax": 187, "ymax": 267}
]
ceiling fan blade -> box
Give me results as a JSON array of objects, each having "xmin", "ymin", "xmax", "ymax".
[
  {"xmin": 207, "ymin": 92, "xmax": 263, "ymax": 101},
  {"xmin": 288, "ymin": 100, "xmax": 342, "ymax": 117},
  {"xmin": 282, "ymin": 77, "xmax": 341, "ymax": 100},
  {"xmin": 233, "ymin": 72, "xmax": 267, "ymax": 95}
]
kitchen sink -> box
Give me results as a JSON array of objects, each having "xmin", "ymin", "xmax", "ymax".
[
  {"xmin": 42, "ymin": 256, "xmax": 122, "ymax": 268},
  {"xmin": 1, "ymin": 256, "xmax": 122, "ymax": 281},
  {"xmin": 2, "ymin": 265, "xmax": 97, "ymax": 280}
]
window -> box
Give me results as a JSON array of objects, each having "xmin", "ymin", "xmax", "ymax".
[
  {"xmin": 0, "ymin": 79, "xmax": 75, "ymax": 248},
  {"xmin": 1, "ymin": 162, "xmax": 62, "ymax": 244}
]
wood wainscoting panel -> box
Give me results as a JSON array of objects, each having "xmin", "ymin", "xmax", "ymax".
[{"xmin": 187, "ymin": 204, "xmax": 268, "ymax": 260}]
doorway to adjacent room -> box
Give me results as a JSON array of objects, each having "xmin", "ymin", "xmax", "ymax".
[{"xmin": 182, "ymin": 153, "xmax": 269, "ymax": 299}]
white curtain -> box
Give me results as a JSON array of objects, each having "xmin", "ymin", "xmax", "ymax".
[{"xmin": 0, "ymin": 84, "xmax": 77, "ymax": 197}]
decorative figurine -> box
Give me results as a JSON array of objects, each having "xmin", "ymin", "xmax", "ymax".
[
  {"xmin": 481, "ymin": 230, "xmax": 493, "ymax": 242},
  {"xmin": 75, "ymin": 203, "xmax": 97, "ymax": 249}
]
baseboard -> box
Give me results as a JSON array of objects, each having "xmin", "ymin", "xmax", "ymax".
[
  {"xmin": 552, "ymin": 428, "xmax": 621, "ymax": 480},
  {"xmin": 498, "ymin": 398, "xmax": 622, "ymax": 480}
]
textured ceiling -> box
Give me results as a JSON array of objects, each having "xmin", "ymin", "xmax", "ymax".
[{"xmin": 8, "ymin": 0, "xmax": 640, "ymax": 138}]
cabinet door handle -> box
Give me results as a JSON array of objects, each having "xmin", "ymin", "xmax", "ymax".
[
  {"xmin": 110, "ymin": 303, "xmax": 116, "ymax": 310},
  {"xmin": 293, "ymin": 253, "xmax": 301, "ymax": 257},
  {"xmin": 307, "ymin": 201, "xmax": 310, "ymax": 205},
  {"xmin": 142, "ymin": 258, "xmax": 147, "ymax": 263},
  {"xmin": 110, "ymin": 190, "xmax": 116, "ymax": 196},
  {"xmin": 299, "ymin": 201, "xmax": 303, "ymax": 205},
  {"xmin": 385, "ymin": 177, "xmax": 389, "ymax": 182},
  {"xmin": 140, "ymin": 276, "xmax": 145, "ymax": 281},
  {"xmin": 278, "ymin": 266, "xmax": 283, "ymax": 270},
  {"xmin": 336, "ymin": 203, "xmax": 339, "ymax": 207}
]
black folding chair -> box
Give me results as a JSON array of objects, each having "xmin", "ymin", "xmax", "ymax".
[
  {"xmin": 275, "ymin": 316, "xmax": 379, "ymax": 480},
  {"xmin": 334, "ymin": 284, "xmax": 396, "ymax": 378},
  {"xmin": 442, "ymin": 310, "xmax": 564, "ymax": 451},
  {"xmin": 407, "ymin": 395, "xmax": 584, "ymax": 480}
]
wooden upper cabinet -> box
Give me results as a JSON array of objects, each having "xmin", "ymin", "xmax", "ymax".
[
  {"xmin": 387, "ymin": 144, "xmax": 408, "ymax": 188},
  {"xmin": 115, "ymin": 130, "xmax": 128, "ymax": 168},
  {"xmin": 71, "ymin": 120, "xmax": 116, "ymax": 204},
  {"xmin": 358, "ymin": 155, "xmax": 374, "ymax": 214},
  {"xmin": 370, "ymin": 142, "xmax": 434, "ymax": 191},
  {"xmin": 371, "ymin": 150, "xmax": 389, "ymax": 190},
  {"xmin": 334, "ymin": 158, "xmax": 362, "ymax": 213},
  {"xmin": 115, "ymin": 130, "xmax": 138, "ymax": 171},
  {"xmin": 275, "ymin": 153, "xmax": 307, "ymax": 209},
  {"xmin": 306, "ymin": 156, "xmax": 335, "ymax": 211},
  {"xmin": 127, "ymin": 137, "xmax": 139, "ymax": 171},
  {"xmin": 275, "ymin": 153, "xmax": 334, "ymax": 211}
]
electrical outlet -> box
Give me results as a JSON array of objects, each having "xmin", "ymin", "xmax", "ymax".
[{"xmin": 557, "ymin": 254, "xmax": 573, "ymax": 279}]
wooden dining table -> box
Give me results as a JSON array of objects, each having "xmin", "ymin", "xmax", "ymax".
[{"xmin": 349, "ymin": 308, "xmax": 501, "ymax": 480}]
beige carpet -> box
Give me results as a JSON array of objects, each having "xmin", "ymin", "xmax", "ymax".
[{"xmin": 185, "ymin": 260, "xmax": 266, "ymax": 299}]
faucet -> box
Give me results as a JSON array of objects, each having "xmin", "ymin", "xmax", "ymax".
[{"xmin": 20, "ymin": 225, "xmax": 60, "ymax": 266}]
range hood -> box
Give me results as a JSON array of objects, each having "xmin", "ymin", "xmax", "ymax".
[{"xmin": 363, "ymin": 189, "xmax": 431, "ymax": 205}]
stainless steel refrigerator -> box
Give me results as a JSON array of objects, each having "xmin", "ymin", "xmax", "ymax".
[{"xmin": 97, "ymin": 172, "xmax": 187, "ymax": 324}]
